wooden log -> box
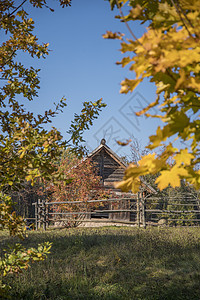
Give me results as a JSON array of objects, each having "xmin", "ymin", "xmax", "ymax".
[
  {"xmin": 35, "ymin": 202, "xmax": 38, "ymax": 231},
  {"xmin": 45, "ymin": 197, "xmax": 136, "ymax": 205},
  {"xmin": 46, "ymin": 203, "xmax": 49, "ymax": 228},
  {"xmin": 48, "ymin": 218, "xmax": 137, "ymax": 225},
  {"xmin": 151, "ymin": 218, "xmax": 200, "ymax": 222},
  {"xmin": 145, "ymin": 197, "xmax": 198, "ymax": 201},
  {"xmin": 141, "ymin": 193, "xmax": 146, "ymax": 229},
  {"xmin": 137, "ymin": 193, "xmax": 140, "ymax": 228},
  {"xmin": 49, "ymin": 209, "xmax": 138, "ymax": 216},
  {"xmin": 38, "ymin": 199, "xmax": 41, "ymax": 229},
  {"xmin": 43, "ymin": 200, "xmax": 46, "ymax": 231},
  {"xmin": 146, "ymin": 209, "xmax": 200, "ymax": 213}
]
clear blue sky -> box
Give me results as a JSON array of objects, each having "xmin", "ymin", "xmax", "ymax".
[{"xmin": 23, "ymin": 0, "xmax": 160, "ymax": 159}]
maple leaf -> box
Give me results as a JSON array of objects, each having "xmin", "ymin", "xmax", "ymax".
[
  {"xmin": 156, "ymin": 166, "xmax": 189, "ymax": 190},
  {"xmin": 116, "ymin": 139, "xmax": 132, "ymax": 146},
  {"xmin": 174, "ymin": 149, "xmax": 194, "ymax": 167},
  {"xmin": 107, "ymin": 0, "xmax": 200, "ymax": 191}
]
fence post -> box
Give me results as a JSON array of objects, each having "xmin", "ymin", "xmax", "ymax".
[
  {"xmin": 137, "ymin": 193, "xmax": 140, "ymax": 228},
  {"xmin": 38, "ymin": 198, "xmax": 41, "ymax": 229},
  {"xmin": 46, "ymin": 202, "xmax": 49, "ymax": 229},
  {"xmin": 42, "ymin": 200, "xmax": 47, "ymax": 231},
  {"xmin": 34, "ymin": 202, "xmax": 38, "ymax": 231},
  {"xmin": 85, "ymin": 200, "xmax": 88, "ymax": 220},
  {"xmin": 141, "ymin": 192, "xmax": 146, "ymax": 229}
]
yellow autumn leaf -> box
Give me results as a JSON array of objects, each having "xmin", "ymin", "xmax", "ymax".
[
  {"xmin": 131, "ymin": 177, "xmax": 141, "ymax": 193},
  {"xmin": 148, "ymin": 125, "xmax": 171, "ymax": 149},
  {"xmin": 175, "ymin": 69, "xmax": 186, "ymax": 90},
  {"xmin": 157, "ymin": 82, "xmax": 170, "ymax": 94},
  {"xmin": 180, "ymin": 0, "xmax": 200, "ymax": 10},
  {"xmin": 120, "ymin": 78, "xmax": 142, "ymax": 94},
  {"xmin": 102, "ymin": 31, "xmax": 124, "ymax": 40},
  {"xmin": 107, "ymin": 0, "xmax": 200, "ymax": 190},
  {"xmin": 156, "ymin": 166, "xmax": 189, "ymax": 190},
  {"xmin": 125, "ymin": 164, "xmax": 148, "ymax": 178},
  {"xmin": 120, "ymin": 41, "xmax": 136, "ymax": 53},
  {"xmin": 19, "ymin": 150, "xmax": 26, "ymax": 159},
  {"xmin": 136, "ymin": 97, "xmax": 159, "ymax": 116},
  {"xmin": 115, "ymin": 177, "xmax": 141, "ymax": 193},
  {"xmin": 116, "ymin": 139, "xmax": 132, "ymax": 146},
  {"xmin": 168, "ymin": 111, "xmax": 189, "ymax": 134},
  {"xmin": 115, "ymin": 178, "xmax": 132, "ymax": 193},
  {"xmin": 138, "ymin": 153, "xmax": 160, "ymax": 173},
  {"xmin": 174, "ymin": 149, "xmax": 194, "ymax": 167},
  {"xmin": 118, "ymin": 0, "xmax": 129, "ymax": 5},
  {"xmin": 117, "ymin": 56, "xmax": 132, "ymax": 68},
  {"xmin": 25, "ymin": 174, "xmax": 33, "ymax": 182},
  {"xmin": 129, "ymin": 4, "xmax": 142, "ymax": 18},
  {"xmin": 188, "ymin": 77, "xmax": 200, "ymax": 93}
]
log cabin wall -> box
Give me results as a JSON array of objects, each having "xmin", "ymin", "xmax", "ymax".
[
  {"xmin": 88, "ymin": 140, "xmax": 156, "ymax": 221},
  {"xmin": 89, "ymin": 143, "xmax": 132, "ymax": 220},
  {"xmin": 90, "ymin": 148, "xmax": 125, "ymax": 190}
]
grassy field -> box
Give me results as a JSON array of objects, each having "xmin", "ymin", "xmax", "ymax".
[{"xmin": 1, "ymin": 226, "xmax": 200, "ymax": 300}]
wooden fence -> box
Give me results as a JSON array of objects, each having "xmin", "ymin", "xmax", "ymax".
[{"xmin": 31, "ymin": 192, "xmax": 200, "ymax": 230}]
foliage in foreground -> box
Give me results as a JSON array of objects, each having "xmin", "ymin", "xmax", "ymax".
[
  {"xmin": 105, "ymin": 0, "xmax": 200, "ymax": 192},
  {"xmin": 1, "ymin": 227, "xmax": 200, "ymax": 299},
  {"xmin": 0, "ymin": 194, "xmax": 52, "ymax": 296},
  {"xmin": 0, "ymin": 0, "xmax": 105, "ymax": 294}
]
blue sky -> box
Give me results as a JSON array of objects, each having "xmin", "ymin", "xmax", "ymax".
[{"xmin": 22, "ymin": 0, "xmax": 161, "ymax": 159}]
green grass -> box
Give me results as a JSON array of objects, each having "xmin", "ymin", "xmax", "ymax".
[{"xmin": 1, "ymin": 226, "xmax": 200, "ymax": 299}]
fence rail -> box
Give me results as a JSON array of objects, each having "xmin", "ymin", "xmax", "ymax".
[
  {"xmin": 44, "ymin": 197, "xmax": 135, "ymax": 205},
  {"xmin": 32, "ymin": 193, "xmax": 200, "ymax": 230}
]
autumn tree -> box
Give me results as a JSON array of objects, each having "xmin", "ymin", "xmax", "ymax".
[
  {"xmin": 0, "ymin": 0, "xmax": 105, "ymax": 294},
  {"xmin": 105, "ymin": 0, "xmax": 200, "ymax": 192},
  {"xmin": 44, "ymin": 151, "xmax": 108, "ymax": 227}
]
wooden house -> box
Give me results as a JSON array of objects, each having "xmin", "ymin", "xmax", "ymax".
[
  {"xmin": 88, "ymin": 139, "xmax": 155, "ymax": 193},
  {"xmin": 87, "ymin": 139, "xmax": 156, "ymax": 221}
]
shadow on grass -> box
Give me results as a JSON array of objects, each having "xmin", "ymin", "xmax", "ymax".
[{"xmin": 2, "ymin": 227, "xmax": 200, "ymax": 300}]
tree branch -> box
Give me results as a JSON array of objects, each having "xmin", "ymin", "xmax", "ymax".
[
  {"xmin": 8, "ymin": 0, "xmax": 28, "ymax": 18},
  {"xmin": 170, "ymin": 0, "xmax": 194, "ymax": 39},
  {"xmin": 116, "ymin": 0, "xmax": 143, "ymax": 47}
]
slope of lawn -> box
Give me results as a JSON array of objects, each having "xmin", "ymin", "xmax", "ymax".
[{"xmin": 1, "ymin": 226, "xmax": 200, "ymax": 300}]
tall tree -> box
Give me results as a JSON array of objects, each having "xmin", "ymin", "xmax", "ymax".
[
  {"xmin": 0, "ymin": 0, "xmax": 105, "ymax": 294},
  {"xmin": 105, "ymin": 0, "xmax": 200, "ymax": 192}
]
